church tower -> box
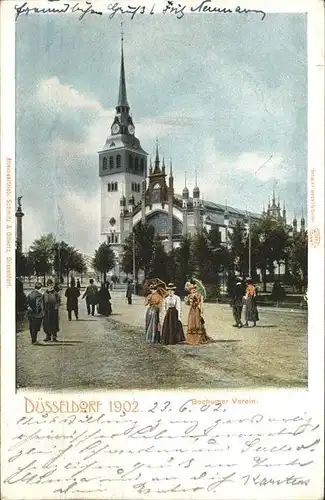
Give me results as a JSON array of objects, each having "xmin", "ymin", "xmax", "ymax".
[{"xmin": 98, "ymin": 34, "xmax": 147, "ymax": 249}]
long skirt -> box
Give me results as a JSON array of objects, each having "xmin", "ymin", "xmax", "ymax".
[
  {"xmin": 98, "ymin": 299, "xmax": 112, "ymax": 316},
  {"xmin": 145, "ymin": 306, "xmax": 160, "ymax": 343},
  {"xmin": 43, "ymin": 308, "xmax": 59, "ymax": 335},
  {"xmin": 161, "ymin": 307, "xmax": 185, "ymax": 345},
  {"xmin": 187, "ymin": 306, "xmax": 211, "ymax": 346},
  {"xmin": 245, "ymin": 296, "xmax": 259, "ymax": 322}
]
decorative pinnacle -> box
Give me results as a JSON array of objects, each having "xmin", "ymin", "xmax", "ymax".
[
  {"xmin": 194, "ymin": 169, "xmax": 198, "ymax": 187},
  {"xmin": 155, "ymin": 139, "xmax": 159, "ymax": 165},
  {"xmin": 184, "ymin": 170, "xmax": 187, "ymax": 187},
  {"xmin": 169, "ymin": 158, "xmax": 173, "ymax": 177}
]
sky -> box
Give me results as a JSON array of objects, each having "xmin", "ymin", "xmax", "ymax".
[{"xmin": 15, "ymin": 12, "xmax": 307, "ymax": 255}]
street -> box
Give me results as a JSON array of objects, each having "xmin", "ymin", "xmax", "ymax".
[{"xmin": 16, "ymin": 291, "xmax": 308, "ymax": 390}]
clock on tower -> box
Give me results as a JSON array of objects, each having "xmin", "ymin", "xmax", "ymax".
[{"xmin": 112, "ymin": 123, "xmax": 120, "ymax": 134}]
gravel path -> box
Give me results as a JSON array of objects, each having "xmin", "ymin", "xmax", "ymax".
[{"xmin": 16, "ymin": 292, "xmax": 307, "ymax": 391}]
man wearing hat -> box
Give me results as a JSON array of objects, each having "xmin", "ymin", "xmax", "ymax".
[
  {"xmin": 230, "ymin": 277, "xmax": 244, "ymax": 328},
  {"xmin": 26, "ymin": 282, "xmax": 44, "ymax": 345}
]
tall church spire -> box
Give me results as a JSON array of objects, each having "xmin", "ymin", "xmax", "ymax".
[{"xmin": 117, "ymin": 23, "xmax": 129, "ymax": 109}]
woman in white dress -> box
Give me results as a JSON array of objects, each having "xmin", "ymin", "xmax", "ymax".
[{"xmin": 161, "ymin": 283, "xmax": 186, "ymax": 345}]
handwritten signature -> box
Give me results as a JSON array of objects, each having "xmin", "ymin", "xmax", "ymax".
[
  {"xmin": 14, "ymin": 0, "xmax": 267, "ymax": 21},
  {"xmin": 2, "ymin": 402, "xmax": 319, "ymax": 496}
]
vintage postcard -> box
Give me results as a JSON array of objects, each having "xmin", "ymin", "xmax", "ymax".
[{"xmin": 1, "ymin": 0, "xmax": 324, "ymax": 498}]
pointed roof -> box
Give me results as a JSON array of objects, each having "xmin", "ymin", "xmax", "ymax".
[
  {"xmin": 169, "ymin": 158, "xmax": 173, "ymax": 177},
  {"xmin": 272, "ymin": 187, "xmax": 276, "ymax": 206},
  {"xmin": 153, "ymin": 139, "xmax": 161, "ymax": 174},
  {"xmin": 117, "ymin": 35, "xmax": 129, "ymax": 108},
  {"xmin": 193, "ymin": 170, "xmax": 200, "ymax": 197},
  {"xmin": 182, "ymin": 170, "xmax": 189, "ymax": 197}
]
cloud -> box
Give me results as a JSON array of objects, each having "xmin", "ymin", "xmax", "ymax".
[{"xmin": 15, "ymin": 14, "xmax": 307, "ymax": 254}]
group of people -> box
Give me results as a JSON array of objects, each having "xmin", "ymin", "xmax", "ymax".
[
  {"xmin": 26, "ymin": 279, "xmax": 61, "ymax": 345},
  {"xmin": 145, "ymin": 281, "xmax": 212, "ymax": 346},
  {"xmin": 26, "ymin": 278, "xmax": 114, "ymax": 345},
  {"xmin": 230, "ymin": 277, "xmax": 259, "ymax": 328}
]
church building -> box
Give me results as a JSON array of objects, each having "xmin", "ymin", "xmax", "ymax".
[{"xmin": 98, "ymin": 39, "xmax": 304, "ymax": 273}]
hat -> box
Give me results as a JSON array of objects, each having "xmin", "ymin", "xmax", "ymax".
[
  {"xmin": 46, "ymin": 278, "xmax": 53, "ymax": 286},
  {"xmin": 149, "ymin": 284, "xmax": 157, "ymax": 290},
  {"xmin": 166, "ymin": 283, "xmax": 176, "ymax": 290},
  {"xmin": 35, "ymin": 282, "xmax": 42, "ymax": 289}
]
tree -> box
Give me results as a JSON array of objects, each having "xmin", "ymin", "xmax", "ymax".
[
  {"xmin": 53, "ymin": 241, "xmax": 87, "ymax": 284},
  {"xmin": 16, "ymin": 249, "xmax": 28, "ymax": 278},
  {"xmin": 29, "ymin": 233, "xmax": 56, "ymax": 285},
  {"xmin": 253, "ymin": 214, "xmax": 290, "ymax": 291},
  {"xmin": 191, "ymin": 230, "xmax": 217, "ymax": 283},
  {"xmin": 173, "ymin": 235, "xmax": 195, "ymax": 289},
  {"xmin": 92, "ymin": 242, "xmax": 116, "ymax": 282},
  {"xmin": 120, "ymin": 223, "xmax": 155, "ymax": 280},
  {"xmin": 148, "ymin": 236, "xmax": 170, "ymax": 282},
  {"xmin": 228, "ymin": 221, "xmax": 247, "ymax": 276},
  {"xmin": 289, "ymin": 231, "xmax": 308, "ymax": 291}
]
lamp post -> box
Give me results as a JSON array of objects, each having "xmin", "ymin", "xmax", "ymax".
[
  {"xmin": 244, "ymin": 211, "xmax": 252, "ymax": 278},
  {"xmin": 224, "ymin": 206, "xmax": 229, "ymax": 294},
  {"xmin": 132, "ymin": 230, "xmax": 136, "ymax": 294}
]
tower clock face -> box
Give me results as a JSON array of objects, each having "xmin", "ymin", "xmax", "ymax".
[
  {"xmin": 112, "ymin": 124, "xmax": 120, "ymax": 134},
  {"xmin": 128, "ymin": 124, "xmax": 135, "ymax": 134}
]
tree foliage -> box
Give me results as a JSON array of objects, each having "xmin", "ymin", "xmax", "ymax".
[
  {"xmin": 120, "ymin": 223, "xmax": 155, "ymax": 279},
  {"xmin": 92, "ymin": 242, "xmax": 116, "ymax": 282},
  {"xmin": 289, "ymin": 231, "xmax": 308, "ymax": 291},
  {"xmin": 148, "ymin": 236, "xmax": 170, "ymax": 282},
  {"xmin": 27, "ymin": 234, "xmax": 86, "ymax": 284}
]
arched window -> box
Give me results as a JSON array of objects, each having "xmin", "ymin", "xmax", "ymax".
[
  {"xmin": 116, "ymin": 155, "xmax": 121, "ymax": 168},
  {"xmin": 137, "ymin": 184, "xmax": 140, "ymax": 193},
  {"xmin": 114, "ymin": 182, "xmax": 118, "ymax": 191},
  {"xmin": 103, "ymin": 157, "xmax": 108, "ymax": 170},
  {"xmin": 109, "ymin": 156, "xmax": 114, "ymax": 169},
  {"xmin": 107, "ymin": 183, "xmax": 111, "ymax": 192}
]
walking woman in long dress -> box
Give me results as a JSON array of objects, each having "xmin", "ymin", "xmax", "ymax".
[
  {"xmin": 97, "ymin": 283, "xmax": 112, "ymax": 316},
  {"xmin": 186, "ymin": 283, "xmax": 211, "ymax": 345},
  {"xmin": 244, "ymin": 278, "xmax": 259, "ymax": 327},
  {"xmin": 161, "ymin": 283, "xmax": 185, "ymax": 345},
  {"xmin": 145, "ymin": 284, "xmax": 164, "ymax": 343}
]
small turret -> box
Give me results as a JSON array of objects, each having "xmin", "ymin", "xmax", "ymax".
[
  {"xmin": 282, "ymin": 201, "xmax": 287, "ymax": 224},
  {"xmin": 293, "ymin": 214, "xmax": 297, "ymax": 234},
  {"xmin": 182, "ymin": 186, "xmax": 189, "ymax": 200},
  {"xmin": 193, "ymin": 171, "xmax": 200, "ymax": 207},
  {"xmin": 168, "ymin": 159, "xmax": 174, "ymax": 190},
  {"xmin": 300, "ymin": 209, "xmax": 305, "ymax": 233},
  {"xmin": 162, "ymin": 154, "xmax": 166, "ymax": 175}
]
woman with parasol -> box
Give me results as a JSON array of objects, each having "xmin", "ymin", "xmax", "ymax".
[
  {"xmin": 161, "ymin": 283, "xmax": 185, "ymax": 345},
  {"xmin": 144, "ymin": 279, "xmax": 166, "ymax": 343},
  {"xmin": 185, "ymin": 278, "xmax": 212, "ymax": 345}
]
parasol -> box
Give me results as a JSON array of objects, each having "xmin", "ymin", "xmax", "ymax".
[
  {"xmin": 144, "ymin": 278, "xmax": 167, "ymax": 298},
  {"xmin": 192, "ymin": 278, "xmax": 206, "ymax": 300}
]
